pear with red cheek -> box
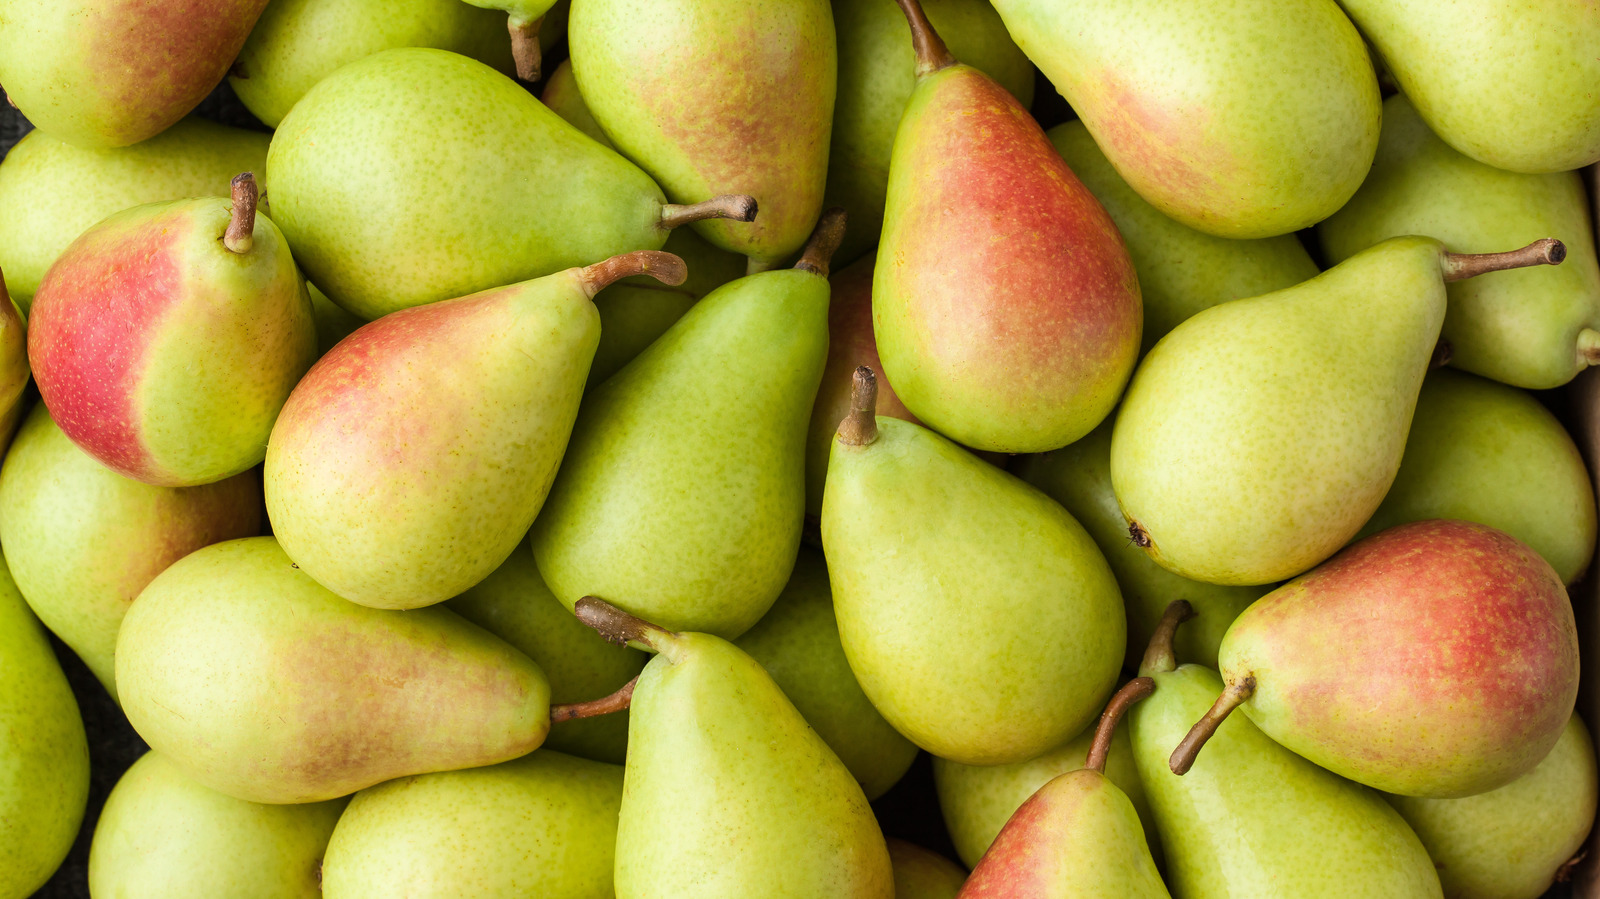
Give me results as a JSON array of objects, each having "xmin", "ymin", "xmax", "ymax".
[
  {"xmin": 1170, "ymin": 519, "xmax": 1580, "ymax": 799},
  {"xmin": 28, "ymin": 173, "xmax": 317, "ymax": 488},
  {"xmin": 873, "ymin": 0, "xmax": 1141, "ymax": 454}
]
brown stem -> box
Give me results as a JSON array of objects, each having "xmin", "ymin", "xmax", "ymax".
[
  {"xmin": 578, "ymin": 251, "xmax": 687, "ymax": 297},
  {"xmin": 223, "ymin": 173, "xmax": 258, "ymax": 255},
  {"xmin": 1139, "ymin": 600, "xmax": 1194, "ymax": 676},
  {"xmin": 1429, "ymin": 338, "xmax": 1453, "ymax": 370},
  {"xmin": 573, "ymin": 596, "xmax": 673, "ymax": 651},
  {"xmin": 1578, "ymin": 329, "xmax": 1600, "ymax": 366},
  {"xmin": 229, "ymin": 59, "xmax": 248, "ymax": 80},
  {"xmin": 836, "ymin": 366, "xmax": 879, "ymax": 447},
  {"xmin": 659, "ymin": 195, "xmax": 758, "ymax": 230},
  {"xmin": 892, "ymin": 0, "xmax": 957, "ymax": 75},
  {"xmin": 794, "ymin": 208, "xmax": 848, "ymax": 277},
  {"xmin": 549, "ymin": 675, "xmax": 637, "ymax": 722},
  {"xmin": 1169, "ymin": 676, "xmax": 1256, "ymax": 775},
  {"xmin": 1085, "ymin": 678, "xmax": 1155, "ymax": 773},
  {"xmin": 509, "ymin": 15, "xmax": 543, "ymax": 82},
  {"xmin": 1441, "ymin": 238, "xmax": 1565, "ymax": 282}
]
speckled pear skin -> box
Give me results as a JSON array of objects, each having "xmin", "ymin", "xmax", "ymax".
[
  {"xmin": 826, "ymin": 0, "xmax": 1034, "ymax": 266},
  {"xmin": 1219, "ymin": 520, "xmax": 1580, "ymax": 798},
  {"xmin": 265, "ymin": 266, "xmax": 600, "ymax": 610},
  {"xmin": 1359, "ymin": 369, "xmax": 1597, "ymax": 585},
  {"xmin": 616, "ymin": 630, "xmax": 894, "ymax": 899},
  {"xmin": 1318, "ymin": 94, "xmax": 1600, "ymax": 390},
  {"xmin": 542, "ymin": 58, "xmax": 613, "ymax": 147},
  {"xmin": 734, "ymin": 547, "xmax": 918, "ymax": 800},
  {"xmin": 0, "ymin": 0, "xmax": 269, "ymax": 148},
  {"xmin": 87, "ymin": 751, "xmax": 346, "ymax": 899},
  {"xmin": 28, "ymin": 196, "xmax": 317, "ymax": 488},
  {"xmin": 1110, "ymin": 236, "xmax": 1447, "ymax": 585},
  {"xmin": 265, "ymin": 48, "xmax": 671, "ymax": 320},
  {"xmin": 991, "ymin": 0, "xmax": 1378, "ymax": 239},
  {"xmin": 821, "ymin": 416, "xmax": 1125, "ymax": 766},
  {"xmin": 0, "ymin": 550, "xmax": 89, "ymax": 899},
  {"xmin": 0, "ymin": 119, "xmax": 268, "ymax": 311},
  {"xmin": 1387, "ymin": 714, "xmax": 1598, "ymax": 899},
  {"xmin": 888, "ymin": 840, "xmax": 967, "ymax": 899},
  {"xmin": 569, "ymin": 0, "xmax": 835, "ymax": 265},
  {"xmin": 1129, "ymin": 662, "xmax": 1443, "ymax": 898},
  {"xmin": 529, "ymin": 269, "xmax": 828, "ymax": 639},
  {"xmin": 448, "ymin": 548, "xmax": 645, "ymax": 766},
  {"xmin": 0, "ymin": 404, "xmax": 262, "ymax": 701},
  {"xmin": 1046, "ymin": 121, "xmax": 1319, "ymax": 352},
  {"xmin": 115, "ymin": 537, "xmax": 553, "ymax": 805},
  {"xmin": 321, "ymin": 750, "xmax": 621, "ymax": 899}
]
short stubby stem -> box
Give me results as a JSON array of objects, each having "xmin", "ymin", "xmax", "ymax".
[
  {"xmin": 1169, "ymin": 675, "xmax": 1256, "ymax": 775},
  {"xmin": 224, "ymin": 172, "xmax": 258, "ymax": 255},
  {"xmin": 574, "ymin": 596, "xmax": 674, "ymax": 653},
  {"xmin": 1139, "ymin": 600, "xmax": 1194, "ymax": 677},
  {"xmin": 509, "ymin": 15, "xmax": 544, "ymax": 82},
  {"xmin": 794, "ymin": 208, "xmax": 848, "ymax": 278},
  {"xmin": 659, "ymin": 195, "xmax": 758, "ymax": 230},
  {"xmin": 550, "ymin": 676, "xmax": 638, "ymax": 722},
  {"xmin": 1085, "ymin": 677, "xmax": 1156, "ymax": 773},
  {"xmin": 579, "ymin": 250, "xmax": 688, "ymax": 298},
  {"xmin": 892, "ymin": 0, "xmax": 957, "ymax": 75},
  {"xmin": 836, "ymin": 366, "xmax": 879, "ymax": 447},
  {"xmin": 1442, "ymin": 238, "xmax": 1565, "ymax": 282}
]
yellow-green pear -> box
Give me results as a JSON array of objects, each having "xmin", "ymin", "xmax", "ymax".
[
  {"xmin": 888, "ymin": 840, "xmax": 967, "ymax": 899},
  {"xmin": 308, "ymin": 284, "xmax": 363, "ymax": 357}
]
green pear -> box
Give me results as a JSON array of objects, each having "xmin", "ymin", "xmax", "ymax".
[
  {"xmin": 1387, "ymin": 714, "xmax": 1598, "ymax": 899},
  {"xmin": 541, "ymin": 58, "xmax": 611, "ymax": 147},
  {"xmin": 1016, "ymin": 420, "xmax": 1263, "ymax": 670},
  {"xmin": 1131, "ymin": 602, "xmax": 1443, "ymax": 898},
  {"xmin": 1112, "ymin": 235, "xmax": 1567, "ymax": 585},
  {"xmin": 88, "ymin": 751, "xmax": 346, "ymax": 899},
  {"xmin": 308, "ymin": 283, "xmax": 364, "ymax": 357},
  {"xmin": 0, "ymin": 117, "xmax": 269, "ymax": 312},
  {"xmin": 822, "ymin": 368, "xmax": 1125, "ymax": 766},
  {"xmin": 0, "ymin": 549, "xmax": 89, "ymax": 899},
  {"xmin": 265, "ymin": 48, "xmax": 754, "ymax": 320},
  {"xmin": 529, "ymin": 213, "xmax": 844, "ymax": 639},
  {"xmin": 447, "ymin": 546, "xmax": 646, "ymax": 765},
  {"xmin": 989, "ymin": 0, "xmax": 1379, "ymax": 239},
  {"xmin": 1359, "ymin": 369, "xmax": 1597, "ymax": 584},
  {"xmin": 1336, "ymin": 0, "xmax": 1600, "ymax": 173},
  {"xmin": 1319, "ymin": 94, "xmax": 1600, "ymax": 390},
  {"xmin": 321, "ymin": 750, "xmax": 622, "ymax": 899},
  {"xmin": 575, "ymin": 598, "xmax": 894, "ymax": 898},
  {"xmin": 733, "ymin": 547, "xmax": 919, "ymax": 800},
  {"xmin": 888, "ymin": 840, "xmax": 967, "ymax": 899},
  {"xmin": 0, "ymin": 403, "xmax": 262, "ymax": 700},
  {"xmin": 1046, "ymin": 120, "xmax": 1320, "ymax": 351},
  {"xmin": 825, "ymin": 0, "xmax": 1034, "ymax": 266},
  {"xmin": 569, "ymin": 0, "xmax": 835, "ymax": 267}
]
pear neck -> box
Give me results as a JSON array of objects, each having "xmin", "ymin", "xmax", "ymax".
[
  {"xmin": 1441, "ymin": 238, "xmax": 1565, "ymax": 282},
  {"xmin": 836, "ymin": 366, "xmax": 879, "ymax": 447},
  {"xmin": 893, "ymin": 0, "xmax": 957, "ymax": 76},
  {"xmin": 793, "ymin": 207, "xmax": 849, "ymax": 277},
  {"xmin": 1139, "ymin": 600, "xmax": 1193, "ymax": 676},
  {"xmin": 1085, "ymin": 678, "xmax": 1155, "ymax": 773},
  {"xmin": 1168, "ymin": 676, "xmax": 1256, "ymax": 775},
  {"xmin": 223, "ymin": 173, "xmax": 258, "ymax": 255}
]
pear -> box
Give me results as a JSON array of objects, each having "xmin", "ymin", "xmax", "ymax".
[
  {"xmin": 264, "ymin": 48, "xmax": 755, "ymax": 320},
  {"xmin": 308, "ymin": 284, "xmax": 364, "ymax": 358},
  {"xmin": 1387, "ymin": 714, "xmax": 1598, "ymax": 899},
  {"xmin": 1046, "ymin": 120, "xmax": 1320, "ymax": 351},
  {"xmin": 266, "ymin": 250, "xmax": 685, "ymax": 611},
  {"xmin": 957, "ymin": 679, "xmax": 1169, "ymax": 899},
  {"xmin": 990, "ymin": 0, "xmax": 1378, "ymax": 239},
  {"xmin": 1337, "ymin": 0, "xmax": 1600, "ymax": 173},
  {"xmin": 321, "ymin": 750, "xmax": 622, "ymax": 899},
  {"xmin": 0, "ymin": 548, "xmax": 89, "ymax": 899},
  {"xmin": 1132, "ymin": 602, "xmax": 1444, "ymax": 898},
  {"xmin": 888, "ymin": 840, "xmax": 967, "ymax": 899},
  {"xmin": 0, "ymin": 0, "xmax": 269, "ymax": 148},
  {"xmin": 1319, "ymin": 94, "xmax": 1600, "ymax": 390},
  {"xmin": 874, "ymin": 0, "xmax": 1141, "ymax": 454},
  {"xmin": 29, "ymin": 173, "xmax": 317, "ymax": 487},
  {"xmin": 822, "ymin": 368, "xmax": 1125, "ymax": 766},
  {"xmin": 826, "ymin": 0, "xmax": 1034, "ymax": 266},
  {"xmin": 0, "ymin": 275, "xmax": 28, "ymax": 436},
  {"xmin": 575, "ymin": 598, "xmax": 895, "ymax": 898},
  {"xmin": 0, "ymin": 403, "xmax": 262, "ymax": 700},
  {"xmin": 1111, "ymin": 235, "xmax": 1567, "ymax": 586},
  {"xmin": 88, "ymin": 751, "xmax": 346, "ymax": 899},
  {"xmin": 529, "ymin": 212, "xmax": 844, "ymax": 639},
  {"xmin": 0, "ymin": 117, "xmax": 268, "ymax": 311},
  {"xmin": 734, "ymin": 547, "xmax": 919, "ymax": 800},
  {"xmin": 447, "ymin": 546, "xmax": 646, "ymax": 765},
  {"xmin": 1359, "ymin": 369, "xmax": 1597, "ymax": 584},
  {"xmin": 1171, "ymin": 520, "xmax": 1580, "ymax": 799},
  {"xmin": 569, "ymin": 0, "xmax": 835, "ymax": 269},
  {"xmin": 1015, "ymin": 421, "xmax": 1263, "ymax": 671},
  {"xmin": 541, "ymin": 58, "xmax": 611, "ymax": 147}
]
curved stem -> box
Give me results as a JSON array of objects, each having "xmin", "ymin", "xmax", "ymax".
[
  {"xmin": 224, "ymin": 173, "xmax": 258, "ymax": 255},
  {"xmin": 1578, "ymin": 329, "xmax": 1600, "ymax": 367},
  {"xmin": 1442, "ymin": 238, "xmax": 1565, "ymax": 282},
  {"xmin": 659, "ymin": 195, "xmax": 758, "ymax": 230},
  {"xmin": 794, "ymin": 208, "xmax": 848, "ymax": 277},
  {"xmin": 1139, "ymin": 600, "xmax": 1194, "ymax": 676},
  {"xmin": 550, "ymin": 675, "xmax": 637, "ymax": 722},
  {"xmin": 836, "ymin": 366, "xmax": 879, "ymax": 447},
  {"xmin": 579, "ymin": 250, "xmax": 687, "ymax": 297},
  {"xmin": 892, "ymin": 0, "xmax": 957, "ymax": 75},
  {"xmin": 1085, "ymin": 678, "xmax": 1155, "ymax": 773},
  {"xmin": 1169, "ymin": 676, "xmax": 1256, "ymax": 775},
  {"xmin": 509, "ymin": 15, "xmax": 543, "ymax": 82},
  {"xmin": 574, "ymin": 596, "xmax": 673, "ymax": 652}
]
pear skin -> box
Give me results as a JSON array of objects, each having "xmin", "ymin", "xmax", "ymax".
[
  {"xmin": 308, "ymin": 284, "xmax": 364, "ymax": 358},
  {"xmin": 888, "ymin": 840, "xmax": 967, "ymax": 899},
  {"xmin": 542, "ymin": 59, "xmax": 611, "ymax": 148}
]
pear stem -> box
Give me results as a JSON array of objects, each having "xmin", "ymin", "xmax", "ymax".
[
  {"xmin": 1169, "ymin": 675, "xmax": 1256, "ymax": 775},
  {"xmin": 1578, "ymin": 329, "xmax": 1600, "ymax": 367},
  {"xmin": 892, "ymin": 0, "xmax": 957, "ymax": 75},
  {"xmin": 1429, "ymin": 339, "xmax": 1453, "ymax": 370},
  {"xmin": 1085, "ymin": 678, "xmax": 1155, "ymax": 774},
  {"xmin": 550, "ymin": 675, "xmax": 637, "ymax": 722},
  {"xmin": 223, "ymin": 173, "xmax": 258, "ymax": 255},
  {"xmin": 836, "ymin": 366, "xmax": 879, "ymax": 447},
  {"xmin": 578, "ymin": 251, "xmax": 688, "ymax": 298},
  {"xmin": 659, "ymin": 195, "xmax": 759, "ymax": 230},
  {"xmin": 1441, "ymin": 238, "xmax": 1566, "ymax": 282},
  {"xmin": 509, "ymin": 15, "xmax": 543, "ymax": 82},
  {"xmin": 1139, "ymin": 600, "xmax": 1194, "ymax": 676},
  {"xmin": 794, "ymin": 208, "xmax": 848, "ymax": 277},
  {"xmin": 574, "ymin": 596, "xmax": 674, "ymax": 652}
]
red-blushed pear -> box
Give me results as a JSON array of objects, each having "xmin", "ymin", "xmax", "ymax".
[
  {"xmin": 265, "ymin": 250, "xmax": 687, "ymax": 612},
  {"xmin": 873, "ymin": 0, "xmax": 1141, "ymax": 454},
  {"xmin": 957, "ymin": 679, "xmax": 1169, "ymax": 899},
  {"xmin": 1170, "ymin": 520, "xmax": 1580, "ymax": 799},
  {"xmin": 28, "ymin": 173, "xmax": 317, "ymax": 488}
]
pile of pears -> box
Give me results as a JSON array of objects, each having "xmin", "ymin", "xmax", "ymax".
[{"xmin": 1, "ymin": 0, "xmax": 1599, "ymax": 896}]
